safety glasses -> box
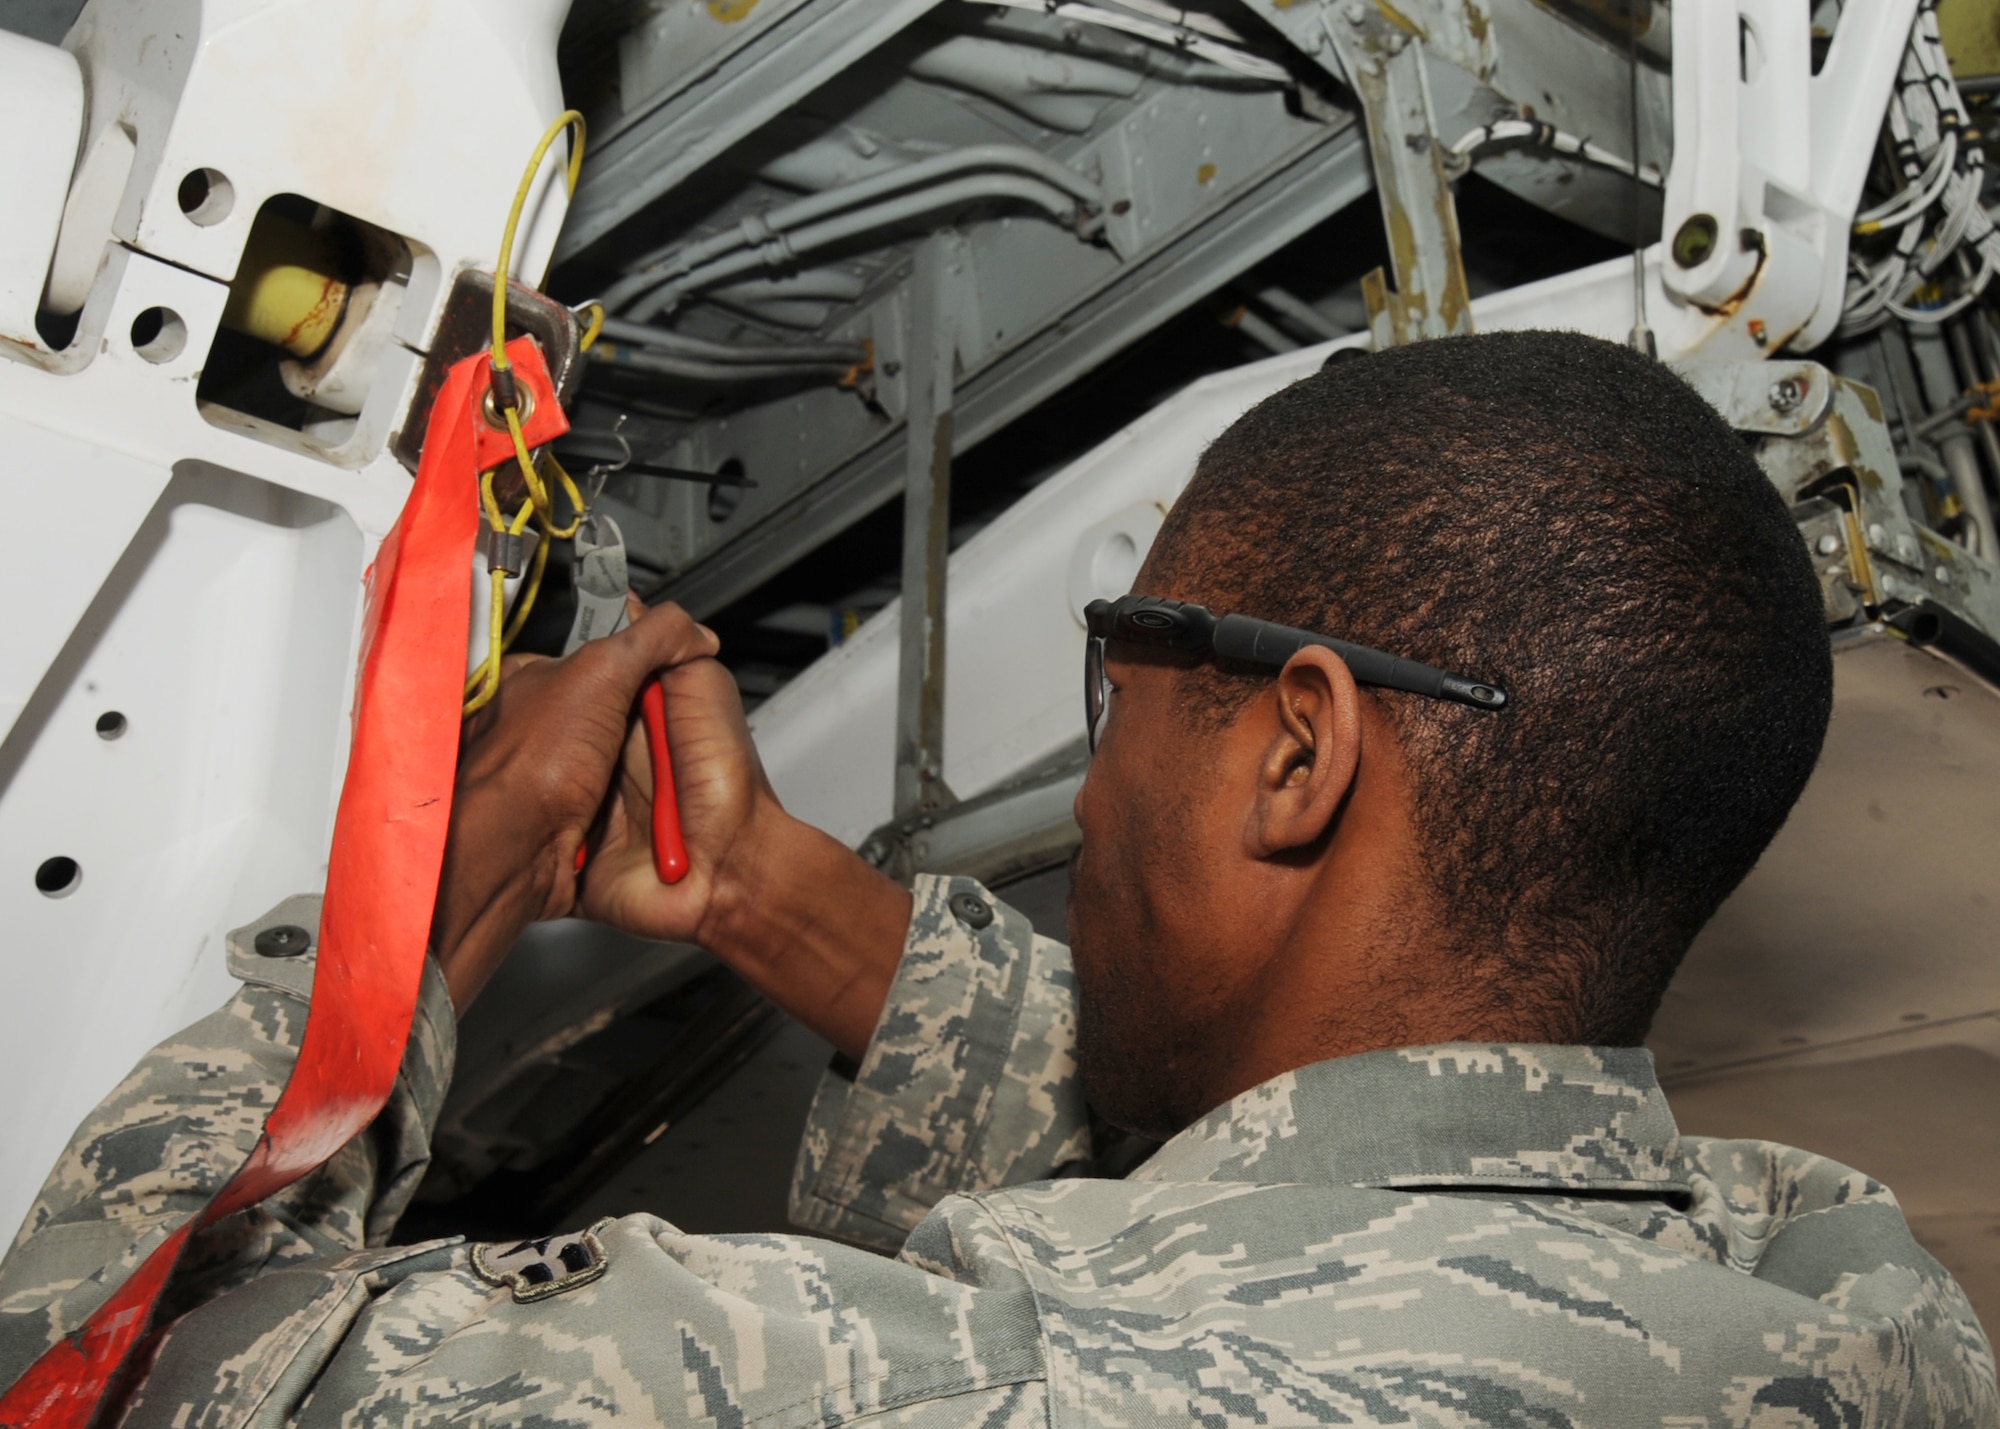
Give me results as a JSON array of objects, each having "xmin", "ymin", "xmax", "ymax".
[{"xmin": 1083, "ymin": 595, "xmax": 1508, "ymax": 752}]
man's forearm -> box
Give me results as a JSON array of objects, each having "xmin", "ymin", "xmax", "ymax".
[{"xmin": 698, "ymin": 805, "xmax": 913, "ymax": 1062}]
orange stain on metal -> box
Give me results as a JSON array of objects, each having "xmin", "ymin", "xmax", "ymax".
[
  {"xmin": 708, "ymin": 0, "xmax": 760, "ymax": 20},
  {"xmin": 1692, "ymin": 245, "xmax": 1767, "ymax": 323}
]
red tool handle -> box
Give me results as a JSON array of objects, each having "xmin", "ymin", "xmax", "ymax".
[{"xmin": 641, "ymin": 678, "xmax": 689, "ymax": 883}]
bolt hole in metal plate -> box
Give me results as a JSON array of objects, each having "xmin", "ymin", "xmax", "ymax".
[
  {"xmin": 177, "ymin": 167, "xmax": 233, "ymax": 226},
  {"xmin": 1672, "ymin": 212, "xmax": 1719, "ymax": 268},
  {"xmin": 1067, "ymin": 502, "xmax": 1165, "ymax": 626},
  {"xmin": 94, "ymin": 711, "xmax": 126, "ymax": 740},
  {"xmin": 34, "ymin": 856, "xmax": 79, "ymax": 898},
  {"xmin": 709, "ymin": 459, "xmax": 747, "ymax": 523},
  {"xmin": 130, "ymin": 306, "xmax": 186, "ymax": 364}
]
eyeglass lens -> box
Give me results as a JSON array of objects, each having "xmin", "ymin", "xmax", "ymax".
[{"xmin": 1084, "ymin": 637, "xmax": 1108, "ymax": 752}]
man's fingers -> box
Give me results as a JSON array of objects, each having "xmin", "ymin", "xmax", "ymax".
[
  {"xmin": 621, "ymin": 590, "xmax": 718, "ymax": 638},
  {"xmin": 497, "ymin": 652, "xmax": 550, "ymax": 679},
  {"xmin": 604, "ymin": 601, "xmax": 721, "ymax": 681},
  {"xmin": 562, "ymin": 601, "xmax": 719, "ymax": 710}
]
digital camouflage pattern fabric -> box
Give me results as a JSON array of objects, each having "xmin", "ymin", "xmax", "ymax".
[
  {"xmin": 0, "ymin": 877, "xmax": 1993, "ymax": 1427},
  {"xmin": 0, "ymin": 895, "xmax": 454, "ymax": 1396}
]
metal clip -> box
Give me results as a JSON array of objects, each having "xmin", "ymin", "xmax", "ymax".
[{"xmin": 485, "ymin": 529, "xmax": 526, "ymax": 576}]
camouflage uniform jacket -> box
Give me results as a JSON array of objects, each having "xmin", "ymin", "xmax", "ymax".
[{"xmin": 1, "ymin": 876, "xmax": 1993, "ymax": 1427}]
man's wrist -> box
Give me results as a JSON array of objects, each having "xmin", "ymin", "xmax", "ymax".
[
  {"xmin": 431, "ymin": 835, "xmax": 569, "ymax": 1011},
  {"xmin": 691, "ymin": 792, "xmax": 797, "ymax": 958},
  {"xmin": 692, "ymin": 798, "xmax": 914, "ymax": 1061}
]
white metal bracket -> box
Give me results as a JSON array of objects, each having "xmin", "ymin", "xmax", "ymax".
[{"xmin": 1659, "ymin": 0, "xmax": 1919, "ymax": 356}]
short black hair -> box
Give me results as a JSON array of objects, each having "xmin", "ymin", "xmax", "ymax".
[{"xmin": 1148, "ymin": 330, "xmax": 1832, "ymax": 1044}]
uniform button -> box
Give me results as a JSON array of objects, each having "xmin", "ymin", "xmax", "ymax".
[
  {"xmin": 255, "ymin": 924, "xmax": 312, "ymax": 958},
  {"xmin": 948, "ymin": 891, "xmax": 994, "ymax": 930}
]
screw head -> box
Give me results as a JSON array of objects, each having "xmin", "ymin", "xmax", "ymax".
[
  {"xmin": 1769, "ymin": 377, "xmax": 1806, "ymax": 413},
  {"xmin": 254, "ymin": 924, "xmax": 312, "ymax": 959},
  {"xmin": 1935, "ymin": 564, "xmax": 1951, "ymax": 584},
  {"xmin": 1816, "ymin": 533, "xmax": 1841, "ymax": 555}
]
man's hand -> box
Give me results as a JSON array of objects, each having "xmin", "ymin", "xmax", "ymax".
[
  {"xmin": 578, "ymin": 617, "xmax": 914, "ymax": 1061},
  {"xmin": 575, "ymin": 650, "xmax": 772, "ymax": 946},
  {"xmin": 431, "ymin": 603, "xmax": 718, "ymax": 1011}
]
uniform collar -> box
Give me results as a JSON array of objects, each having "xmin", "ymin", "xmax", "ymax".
[{"xmin": 1131, "ymin": 1044, "xmax": 1689, "ymax": 1198}]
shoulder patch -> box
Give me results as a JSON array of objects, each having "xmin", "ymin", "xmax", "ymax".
[{"xmin": 470, "ymin": 1228, "xmax": 608, "ymax": 1303}]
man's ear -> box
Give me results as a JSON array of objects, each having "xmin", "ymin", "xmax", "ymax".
[{"xmin": 1247, "ymin": 645, "xmax": 1364, "ymax": 858}]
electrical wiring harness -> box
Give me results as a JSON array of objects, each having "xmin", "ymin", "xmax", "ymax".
[
  {"xmin": 1444, "ymin": 118, "xmax": 1663, "ymax": 188},
  {"xmin": 1842, "ymin": 1, "xmax": 2000, "ymax": 333}
]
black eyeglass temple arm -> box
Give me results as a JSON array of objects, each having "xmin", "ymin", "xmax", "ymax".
[{"xmin": 1211, "ymin": 615, "xmax": 1507, "ymax": 711}]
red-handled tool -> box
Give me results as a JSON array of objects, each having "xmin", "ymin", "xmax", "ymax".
[
  {"xmin": 570, "ymin": 680, "xmax": 688, "ymax": 883},
  {"xmin": 641, "ymin": 678, "xmax": 690, "ymax": 883}
]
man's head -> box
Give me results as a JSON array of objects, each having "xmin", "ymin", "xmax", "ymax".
[{"xmin": 1067, "ymin": 330, "xmax": 1833, "ymax": 1138}]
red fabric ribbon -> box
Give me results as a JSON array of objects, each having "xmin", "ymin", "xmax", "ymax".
[{"xmin": 0, "ymin": 339, "xmax": 567, "ymax": 1429}]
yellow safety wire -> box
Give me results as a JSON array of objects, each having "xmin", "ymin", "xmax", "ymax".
[
  {"xmin": 576, "ymin": 300, "xmax": 606, "ymax": 352},
  {"xmin": 465, "ymin": 110, "xmax": 590, "ymax": 715}
]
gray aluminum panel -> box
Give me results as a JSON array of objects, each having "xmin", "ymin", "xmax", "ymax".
[
  {"xmin": 653, "ymin": 123, "xmax": 1371, "ymax": 617},
  {"xmin": 560, "ymin": 0, "xmax": 950, "ymax": 261}
]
